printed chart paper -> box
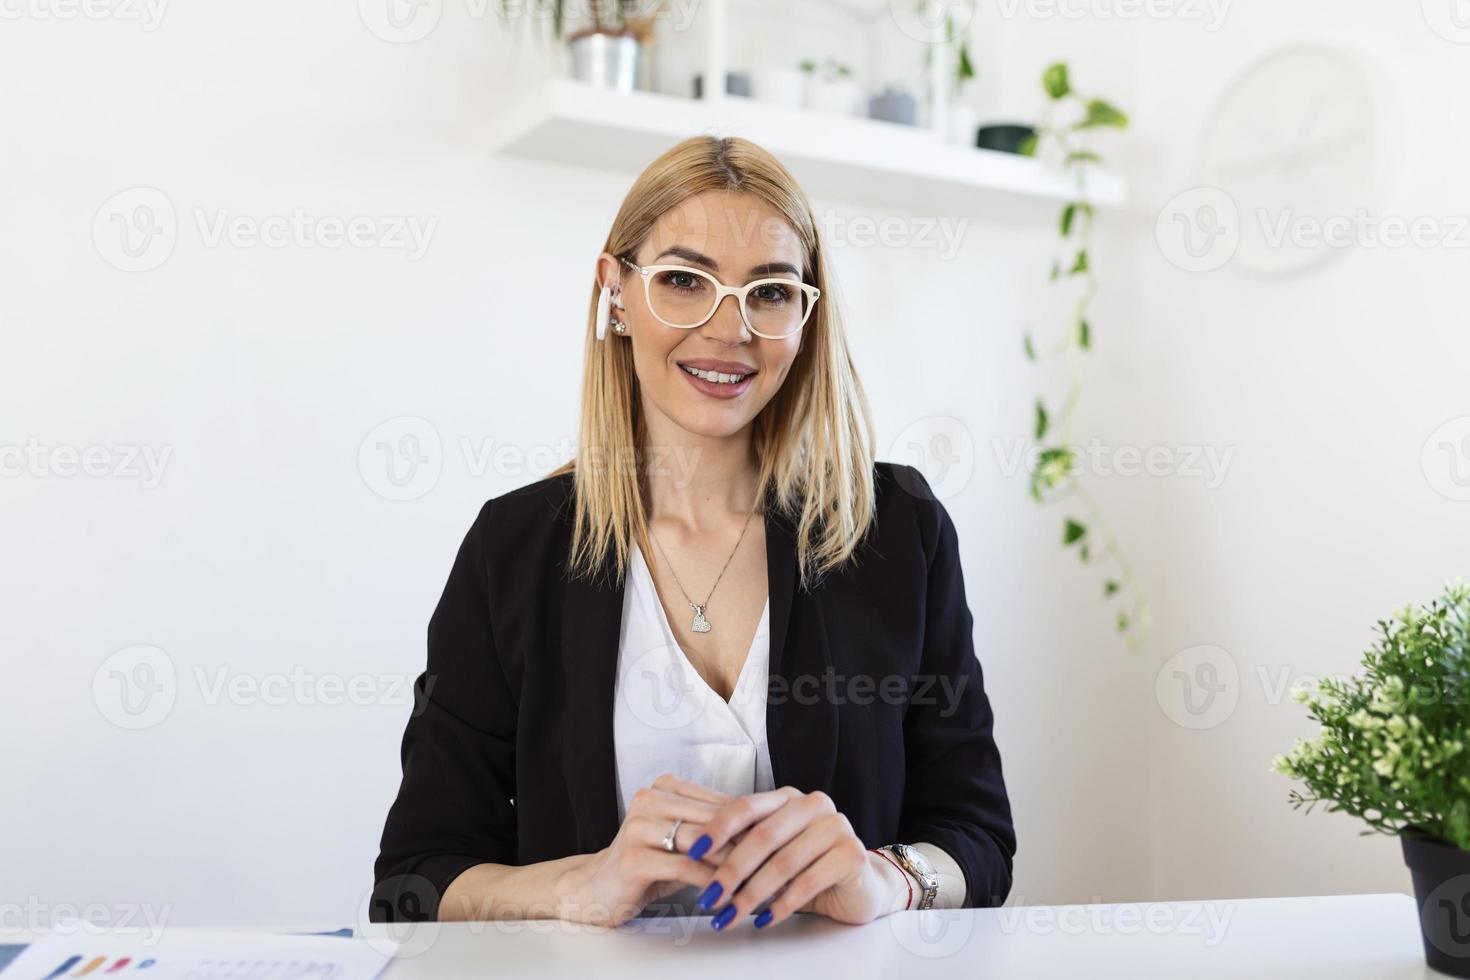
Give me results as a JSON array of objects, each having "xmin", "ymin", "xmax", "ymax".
[{"xmin": 1, "ymin": 929, "xmax": 395, "ymax": 980}]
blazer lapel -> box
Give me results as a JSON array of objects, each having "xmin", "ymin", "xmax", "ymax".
[
  {"xmin": 764, "ymin": 506, "xmax": 839, "ymax": 793},
  {"xmin": 560, "ymin": 546, "xmax": 625, "ymax": 853}
]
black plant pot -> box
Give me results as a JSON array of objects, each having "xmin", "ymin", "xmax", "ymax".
[
  {"xmin": 975, "ymin": 123, "xmax": 1036, "ymax": 155},
  {"xmin": 1403, "ymin": 826, "xmax": 1470, "ymax": 977}
]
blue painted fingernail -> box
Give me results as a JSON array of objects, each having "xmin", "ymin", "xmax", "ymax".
[
  {"xmin": 754, "ymin": 910, "xmax": 773, "ymax": 930},
  {"xmin": 695, "ymin": 881, "xmax": 722, "ymax": 910},
  {"xmin": 711, "ymin": 905, "xmax": 738, "ymax": 931},
  {"xmin": 688, "ymin": 834, "xmax": 712, "ymax": 861}
]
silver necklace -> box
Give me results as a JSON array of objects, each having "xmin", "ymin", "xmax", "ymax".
[{"xmin": 648, "ymin": 506, "xmax": 757, "ymax": 634}]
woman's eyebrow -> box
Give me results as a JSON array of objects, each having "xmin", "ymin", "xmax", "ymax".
[
  {"xmin": 652, "ymin": 245, "xmax": 718, "ymax": 270},
  {"xmin": 652, "ymin": 246, "xmax": 801, "ymax": 279},
  {"xmin": 748, "ymin": 261, "xmax": 801, "ymax": 278}
]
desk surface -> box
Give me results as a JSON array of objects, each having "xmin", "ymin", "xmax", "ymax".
[{"xmin": 369, "ymin": 892, "xmax": 1432, "ymax": 979}]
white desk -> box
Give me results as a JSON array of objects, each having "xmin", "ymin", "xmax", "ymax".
[{"xmin": 370, "ymin": 893, "xmax": 1433, "ymax": 979}]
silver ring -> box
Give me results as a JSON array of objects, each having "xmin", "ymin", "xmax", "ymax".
[{"xmin": 662, "ymin": 818, "xmax": 683, "ymax": 853}]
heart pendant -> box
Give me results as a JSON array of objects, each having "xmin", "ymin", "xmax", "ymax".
[{"xmin": 690, "ymin": 605, "xmax": 711, "ymax": 633}]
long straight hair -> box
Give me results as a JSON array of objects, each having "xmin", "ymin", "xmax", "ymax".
[{"xmin": 547, "ymin": 135, "xmax": 876, "ymax": 591}]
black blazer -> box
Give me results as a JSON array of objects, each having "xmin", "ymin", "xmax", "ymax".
[{"xmin": 371, "ymin": 461, "xmax": 1015, "ymax": 921}]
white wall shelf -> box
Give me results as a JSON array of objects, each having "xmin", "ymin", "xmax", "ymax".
[{"xmin": 486, "ymin": 79, "xmax": 1128, "ymax": 220}]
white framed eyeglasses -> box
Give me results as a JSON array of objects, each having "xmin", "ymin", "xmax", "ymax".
[{"xmin": 620, "ymin": 256, "xmax": 819, "ymax": 340}]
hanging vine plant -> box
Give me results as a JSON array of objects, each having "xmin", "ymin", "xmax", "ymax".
[{"xmin": 1020, "ymin": 62, "xmax": 1146, "ymax": 647}]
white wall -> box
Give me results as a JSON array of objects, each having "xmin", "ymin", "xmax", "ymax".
[
  {"xmin": 1, "ymin": 0, "xmax": 1454, "ymax": 932},
  {"xmin": 1115, "ymin": 0, "xmax": 1470, "ymax": 901}
]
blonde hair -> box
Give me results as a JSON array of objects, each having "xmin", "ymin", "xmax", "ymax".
[{"xmin": 548, "ymin": 135, "xmax": 876, "ymax": 591}]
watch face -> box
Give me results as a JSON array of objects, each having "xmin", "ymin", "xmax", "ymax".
[{"xmin": 895, "ymin": 844, "xmax": 937, "ymax": 885}]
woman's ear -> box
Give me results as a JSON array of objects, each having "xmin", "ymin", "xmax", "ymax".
[
  {"xmin": 594, "ymin": 252, "xmax": 614, "ymax": 290},
  {"xmin": 596, "ymin": 252, "xmax": 627, "ymax": 309}
]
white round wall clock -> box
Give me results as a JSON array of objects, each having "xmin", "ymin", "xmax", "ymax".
[{"xmin": 1196, "ymin": 44, "xmax": 1388, "ymax": 277}]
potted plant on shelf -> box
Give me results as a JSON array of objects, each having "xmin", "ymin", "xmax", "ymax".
[
  {"xmin": 868, "ymin": 84, "xmax": 917, "ymax": 126},
  {"xmin": 1274, "ymin": 581, "xmax": 1470, "ymax": 977},
  {"xmin": 498, "ymin": 0, "xmax": 650, "ymax": 91}
]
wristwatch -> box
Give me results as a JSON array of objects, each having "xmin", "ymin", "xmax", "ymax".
[{"xmin": 889, "ymin": 843, "xmax": 939, "ymax": 911}]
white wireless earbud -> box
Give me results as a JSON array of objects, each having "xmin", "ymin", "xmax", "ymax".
[{"xmin": 595, "ymin": 285, "xmax": 611, "ymax": 341}]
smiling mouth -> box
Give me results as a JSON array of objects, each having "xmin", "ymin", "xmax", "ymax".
[{"xmin": 678, "ymin": 363, "xmax": 756, "ymax": 385}]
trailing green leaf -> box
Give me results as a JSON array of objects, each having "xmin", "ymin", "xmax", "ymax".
[
  {"xmin": 1024, "ymin": 66, "xmax": 1142, "ymax": 648},
  {"xmin": 1043, "ymin": 62, "xmax": 1070, "ymax": 100},
  {"xmin": 1080, "ymin": 98, "xmax": 1128, "ymax": 129},
  {"xmin": 1029, "ymin": 446, "xmax": 1076, "ymax": 501}
]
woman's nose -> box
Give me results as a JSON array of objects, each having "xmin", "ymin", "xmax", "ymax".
[{"xmin": 699, "ymin": 293, "xmax": 751, "ymax": 344}]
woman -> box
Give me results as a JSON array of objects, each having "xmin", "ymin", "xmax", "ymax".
[{"xmin": 371, "ymin": 135, "xmax": 1015, "ymax": 932}]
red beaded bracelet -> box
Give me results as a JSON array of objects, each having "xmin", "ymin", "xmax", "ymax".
[{"xmin": 869, "ymin": 847, "xmax": 912, "ymax": 911}]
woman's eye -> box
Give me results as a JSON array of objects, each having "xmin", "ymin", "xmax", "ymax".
[
  {"xmin": 752, "ymin": 283, "xmax": 793, "ymax": 304},
  {"xmin": 659, "ymin": 271, "xmax": 703, "ymax": 291}
]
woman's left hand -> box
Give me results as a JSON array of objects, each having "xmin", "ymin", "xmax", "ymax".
[{"xmin": 686, "ymin": 785, "xmax": 909, "ymax": 930}]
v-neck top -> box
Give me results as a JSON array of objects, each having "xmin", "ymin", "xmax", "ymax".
[{"xmin": 612, "ymin": 542, "xmax": 775, "ymax": 826}]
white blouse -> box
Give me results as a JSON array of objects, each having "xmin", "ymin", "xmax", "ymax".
[{"xmin": 612, "ymin": 542, "xmax": 775, "ymax": 823}]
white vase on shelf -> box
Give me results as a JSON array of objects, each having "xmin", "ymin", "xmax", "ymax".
[
  {"xmin": 751, "ymin": 67, "xmax": 805, "ymax": 108},
  {"xmin": 946, "ymin": 102, "xmax": 977, "ymax": 146},
  {"xmin": 805, "ymin": 75, "xmax": 862, "ymax": 116}
]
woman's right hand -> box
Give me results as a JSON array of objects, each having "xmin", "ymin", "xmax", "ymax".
[{"xmin": 558, "ymin": 774, "xmax": 737, "ymax": 925}]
